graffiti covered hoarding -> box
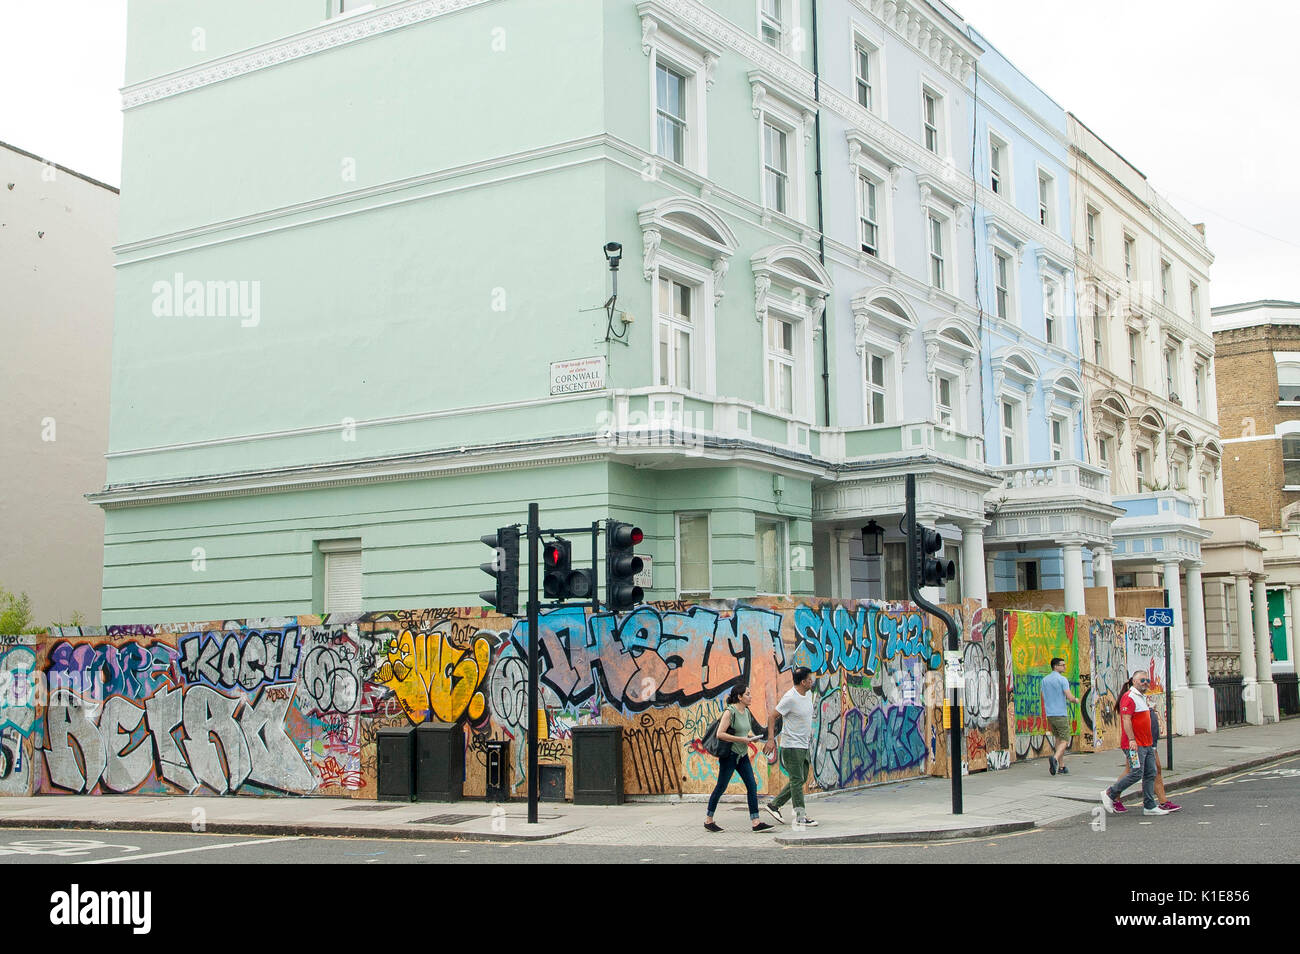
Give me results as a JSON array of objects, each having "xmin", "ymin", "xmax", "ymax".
[
  {"xmin": 1008, "ymin": 611, "xmax": 1080, "ymax": 760},
  {"xmin": 5, "ymin": 599, "xmax": 997, "ymax": 800}
]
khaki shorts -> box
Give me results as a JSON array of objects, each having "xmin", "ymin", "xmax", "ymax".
[{"xmin": 1047, "ymin": 715, "xmax": 1070, "ymax": 740}]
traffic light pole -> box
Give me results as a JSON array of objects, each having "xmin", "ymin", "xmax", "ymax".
[
  {"xmin": 905, "ymin": 474, "xmax": 963, "ymax": 816},
  {"xmin": 527, "ymin": 502, "xmax": 540, "ymax": 825}
]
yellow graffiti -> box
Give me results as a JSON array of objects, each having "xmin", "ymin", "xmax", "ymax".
[{"xmin": 372, "ymin": 628, "xmax": 492, "ymax": 725}]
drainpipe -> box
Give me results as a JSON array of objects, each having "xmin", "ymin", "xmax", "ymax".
[{"xmin": 811, "ymin": 0, "xmax": 830, "ymax": 427}]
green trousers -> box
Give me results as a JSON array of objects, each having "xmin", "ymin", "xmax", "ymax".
[{"xmin": 769, "ymin": 747, "xmax": 810, "ymax": 813}]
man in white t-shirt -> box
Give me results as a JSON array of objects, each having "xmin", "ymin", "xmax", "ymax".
[{"xmin": 763, "ymin": 667, "xmax": 817, "ymax": 827}]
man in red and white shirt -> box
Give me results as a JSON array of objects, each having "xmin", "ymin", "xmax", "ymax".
[{"xmin": 1100, "ymin": 671, "xmax": 1169, "ymax": 816}]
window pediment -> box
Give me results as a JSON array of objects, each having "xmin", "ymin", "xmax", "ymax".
[
  {"xmin": 638, "ymin": 1, "xmax": 723, "ymax": 63},
  {"xmin": 748, "ymin": 68, "xmax": 817, "ymax": 135},
  {"xmin": 639, "ymin": 197, "xmax": 738, "ymax": 299},
  {"xmin": 752, "ymin": 245, "xmax": 829, "ymax": 326},
  {"xmin": 916, "ymin": 172, "xmax": 970, "ymax": 210}
]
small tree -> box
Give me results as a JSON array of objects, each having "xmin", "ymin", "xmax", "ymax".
[{"xmin": 0, "ymin": 586, "xmax": 34, "ymax": 635}]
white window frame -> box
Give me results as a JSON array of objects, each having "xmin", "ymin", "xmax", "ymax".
[
  {"xmin": 926, "ymin": 210, "xmax": 955, "ymax": 292},
  {"xmin": 933, "ymin": 363, "xmax": 963, "ymax": 431},
  {"xmin": 758, "ymin": 0, "xmax": 787, "ymax": 51},
  {"xmin": 1050, "ymin": 414, "xmax": 1067, "ymax": 462},
  {"xmin": 333, "ymin": 0, "xmax": 375, "ymax": 18},
  {"xmin": 1037, "ymin": 167, "xmax": 1055, "ymax": 230},
  {"xmin": 991, "ymin": 241, "xmax": 1019, "ymax": 325},
  {"xmin": 999, "ymin": 394, "xmax": 1025, "ymax": 466},
  {"xmin": 1164, "ymin": 341, "xmax": 1179, "ymax": 399},
  {"xmin": 988, "ymin": 129, "xmax": 1011, "ymax": 198},
  {"xmin": 921, "ymin": 82, "xmax": 946, "ymax": 157},
  {"xmin": 754, "ymin": 515, "xmax": 788, "ymax": 596},
  {"xmin": 652, "ymin": 253, "xmax": 716, "ymax": 396},
  {"xmin": 1160, "ymin": 259, "xmax": 1172, "ymax": 307},
  {"xmin": 1098, "ymin": 432, "xmax": 1113, "ymax": 470},
  {"xmin": 1135, "ymin": 445, "xmax": 1150, "ymax": 486},
  {"xmin": 646, "ymin": 29, "xmax": 711, "ymax": 176},
  {"xmin": 852, "ymin": 149, "xmax": 895, "ymax": 264},
  {"xmin": 1194, "ymin": 360, "xmax": 1207, "ymax": 415},
  {"xmin": 675, "ymin": 511, "xmax": 712, "ymax": 598},
  {"xmin": 1123, "ymin": 232, "xmax": 1136, "ymax": 280},
  {"xmin": 765, "ymin": 312, "xmax": 797, "ymax": 415},
  {"xmin": 1189, "ymin": 280, "xmax": 1201, "ymax": 322},
  {"xmin": 320, "ymin": 538, "xmax": 363, "ymax": 615},
  {"xmin": 1092, "ymin": 289, "xmax": 1109, "ymax": 365},
  {"xmin": 863, "ymin": 347, "xmax": 891, "ymax": 425},
  {"xmin": 1128, "ymin": 327, "xmax": 1142, "ymax": 386},
  {"xmin": 1042, "ymin": 277, "xmax": 1061, "ymax": 346},
  {"xmin": 1278, "ymin": 360, "xmax": 1300, "ymax": 403},
  {"xmin": 848, "ymin": 20, "xmax": 887, "ymax": 119},
  {"xmin": 1085, "ymin": 204, "xmax": 1100, "ymax": 258},
  {"xmin": 753, "ymin": 86, "xmax": 809, "ymax": 223}
]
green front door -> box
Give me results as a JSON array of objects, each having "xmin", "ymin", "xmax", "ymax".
[{"xmin": 1269, "ymin": 588, "xmax": 1289, "ymax": 663}]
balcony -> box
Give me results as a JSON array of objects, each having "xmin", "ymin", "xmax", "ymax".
[
  {"xmin": 1111, "ymin": 490, "xmax": 1212, "ymax": 566},
  {"xmin": 607, "ymin": 389, "xmax": 985, "ymax": 468},
  {"xmin": 995, "ymin": 459, "xmax": 1112, "ymax": 506},
  {"xmin": 985, "ymin": 459, "xmax": 1121, "ymax": 549}
]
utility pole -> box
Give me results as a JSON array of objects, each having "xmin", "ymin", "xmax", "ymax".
[{"xmin": 905, "ymin": 474, "xmax": 963, "ymax": 815}]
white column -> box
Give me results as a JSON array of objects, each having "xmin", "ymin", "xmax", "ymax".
[
  {"xmin": 960, "ymin": 523, "xmax": 987, "ymax": 605},
  {"xmin": 1184, "ymin": 564, "xmax": 1215, "ymax": 732},
  {"xmin": 1289, "ymin": 585, "xmax": 1300, "ymax": 674},
  {"xmin": 1062, "ymin": 543, "xmax": 1086, "ymax": 614},
  {"xmin": 1093, "ymin": 547, "xmax": 1116, "ymax": 617},
  {"xmin": 1254, "ymin": 577, "xmax": 1280, "ymax": 722},
  {"xmin": 1163, "ymin": 562, "xmax": 1194, "ymax": 736},
  {"xmin": 834, "ymin": 529, "xmax": 854, "ymax": 600},
  {"xmin": 1236, "ymin": 575, "xmax": 1263, "ymax": 725}
]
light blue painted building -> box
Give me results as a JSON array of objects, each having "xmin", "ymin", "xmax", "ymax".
[{"xmin": 964, "ymin": 27, "xmax": 1121, "ymax": 613}]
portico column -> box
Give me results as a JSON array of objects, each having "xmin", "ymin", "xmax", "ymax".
[
  {"xmin": 1184, "ymin": 563, "xmax": 1216, "ymax": 732},
  {"xmin": 1253, "ymin": 577, "xmax": 1280, "ymax": 722},
  {"xmin": 1163, "ymin": 561, "xmax": 1194, "ymax": 736},
  {"xmin": 1093, "ymin": 546, "xmax": 1116, "ymax": 617},
  {"xmin": 1289, "ymin": 585, "xmax": 1300, "ymax": 674},
  {"xmin": 960, "ymin": 522, "xmax": 987, "ymax": 606},
  {"xmin": 833, "ymin": 528, "xmax": 854, "ymax": 600},
  {"xmin": 1235, "ymin": 575, "xmax": 1262, "ymax": 724},
  {"xmin": 1062, "ymin": 542, "xmax": 1086, "ymax": 614}
]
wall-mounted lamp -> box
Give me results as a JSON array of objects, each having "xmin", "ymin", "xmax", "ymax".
[{"xmin": 861, "ymin": 520, "xmax": 884, "ymax": 557}]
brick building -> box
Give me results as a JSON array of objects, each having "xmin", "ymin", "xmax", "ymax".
[{"xmin": 1212, "ymin": 300, "xmax": 1300, "ymax": 720}]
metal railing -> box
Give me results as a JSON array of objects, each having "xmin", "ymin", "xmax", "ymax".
[
  {"xmin": 1277, "ymin": 673, "xmax": 1300, "ymax": 718},
  {"xmin": 1209, "ymin": 677, "xmax": 1246, "ymax": 728}
]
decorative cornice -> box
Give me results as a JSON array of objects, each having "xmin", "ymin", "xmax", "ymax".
[
  {"xmin": 121, "ymin": 0, "xmax": 500, "ymax": 109},
  {"xmin": 976, "ymin": 186, "xmax": 1073, "ymax": 264},
  {"xmin": 850, "ymin": 0, "xmax": 980, "ymax": 84}
]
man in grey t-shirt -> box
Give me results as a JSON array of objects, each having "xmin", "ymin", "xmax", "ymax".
[{"xmin": 764, "ymin": 667, "xmax": 817, "ymax": 827}]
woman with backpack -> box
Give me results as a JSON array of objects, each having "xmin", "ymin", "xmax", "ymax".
[{"xmin": 704, "ymin": 683, "xmax": 776, "ymax": 833}]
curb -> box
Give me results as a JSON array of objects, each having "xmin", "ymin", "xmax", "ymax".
[
  {"xmin": 0, "ymin": 816, "xmax": 580, "ymax": 843},
  {"xmin": 1163, "ymin": 747, "xmax": 1300, "ymax": 793},
  {"xmin": 775, "ymin": 819, "xmax": 1035, "ymax": 846}
]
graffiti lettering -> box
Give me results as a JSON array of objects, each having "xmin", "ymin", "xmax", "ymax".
[{"xmin": 177, "ymin": 629, "xmax": 301, "ymax": 691}]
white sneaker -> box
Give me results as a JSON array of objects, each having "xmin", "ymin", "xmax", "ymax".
[
  {"xmin": 796, "ymin": 817, "xmax": 819, "ymax": 827},
  {"xmin": 1143, "ymin": 806, "xmax": 1171, "ymax": 816},
  {"xmin": 1100, "ymin": 789, "xmax": 1116, "ymax": 814},
  {"xmin": 763, "ymin": 803, "xmax": 785, "ymax": 825}
]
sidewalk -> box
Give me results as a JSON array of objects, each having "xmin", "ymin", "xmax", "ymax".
[{"xmin": 1, "ymin": 720, "xmax": 1296, "ymax": 848}]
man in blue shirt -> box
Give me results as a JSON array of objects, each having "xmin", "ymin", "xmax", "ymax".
[{"xmin": 1040, "ymin": 656, "xmax": 1079, "ymax": 776}]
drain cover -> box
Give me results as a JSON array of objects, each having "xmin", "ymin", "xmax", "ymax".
[
  {"xmin": 410, "ymin": 814, "xmax": 481, "ymax": 826},
  {"xmin": 337, "ymin": 804, "xmax": 408, "ymax": 812}
]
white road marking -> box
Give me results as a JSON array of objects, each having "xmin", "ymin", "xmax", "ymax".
[{"xmin": 76, "ymin": 836, "xmax": 305, "ymax": 864}]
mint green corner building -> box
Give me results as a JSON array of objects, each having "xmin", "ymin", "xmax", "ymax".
[{"xmin": 98, "ymin": 0, "xmax": 997, "ymax": 622}]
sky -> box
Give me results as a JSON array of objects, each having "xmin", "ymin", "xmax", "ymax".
[{"xmin": 1, "ymin": 0, "xmax": 1295, "ymax": 307}]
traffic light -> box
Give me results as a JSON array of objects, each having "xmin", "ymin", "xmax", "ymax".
[
  {"xmin": 543, "ymin": 538, "xmax": 594, "ymax": 602},
  {"xmin": 480, "ymin": 527, "xmax": 519, "ymax": 616},
  {"xmin": 912, "ymin": 524, "xmax": 956, "ymax": 590},
  {"xmin": 606, "ymin": 521, "xmax": 645, "ymax": 610}
]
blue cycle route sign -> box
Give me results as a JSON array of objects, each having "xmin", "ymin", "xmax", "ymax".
[{"xmin": 1145, "ymin": 607, "xmax": 1174, "ymax": 628}]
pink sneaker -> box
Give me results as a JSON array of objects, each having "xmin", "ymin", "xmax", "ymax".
[
  {"xmin": 1112, "ymin": 800, "xmax": 1128, "ymax": 813},
  {"xmin": 1159, "ymin": 802, "xmax": 1181, "ymax": 812}
]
